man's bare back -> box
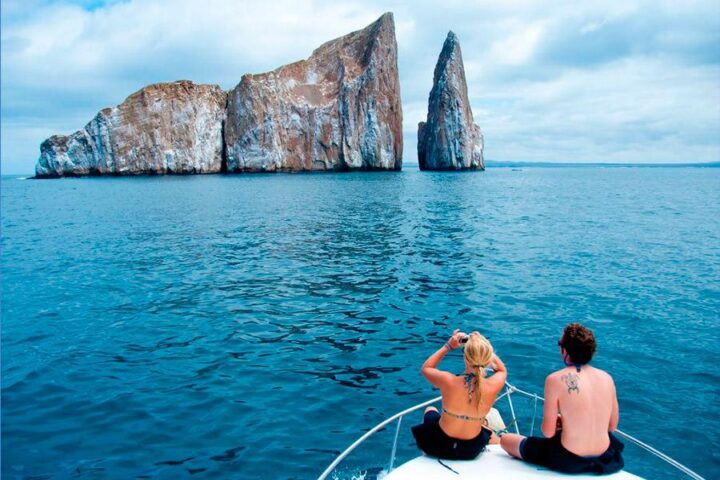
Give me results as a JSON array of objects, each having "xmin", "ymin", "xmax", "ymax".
[{"xmin": 545, "ymin": 364, "xmax": 619, "ymax": 455}]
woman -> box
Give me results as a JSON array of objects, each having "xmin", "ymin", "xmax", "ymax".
[{"xmin": 411, "ymin": 329, "xmax": 507, "ymax": 460}]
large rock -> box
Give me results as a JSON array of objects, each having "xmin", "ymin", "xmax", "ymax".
[
  {"xmin": 225, "ymin": 12, "xmax": 403, "ymax": 172},
  {"xmin": 35, "ymin": 81, "xmax": 227, "ymax": 177},
  {"xmin": 418, "ymin": 32, "xmax": 484, "ymax": 171}
]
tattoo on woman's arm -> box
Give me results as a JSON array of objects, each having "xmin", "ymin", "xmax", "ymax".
[{"xmin": 561, "ymin": 372, "xmax": 580, "ymax": 394}]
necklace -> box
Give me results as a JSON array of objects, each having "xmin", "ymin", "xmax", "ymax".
[{"xmin": 563, "ymin": 353, "xmax": 585, "ymax": 373}]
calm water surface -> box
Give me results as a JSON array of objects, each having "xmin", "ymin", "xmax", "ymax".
[{"xmin": 2, "ymin": 167, "xmax": 719, "ymax": 479}]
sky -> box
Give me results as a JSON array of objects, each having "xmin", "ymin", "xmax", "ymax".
[{"xmin": 1, "ymin": 0, "xmax": 719, "ymax": 174}]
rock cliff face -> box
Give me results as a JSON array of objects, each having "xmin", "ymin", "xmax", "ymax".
[
  {"xmin": 35, "ymin": 13, "xmax": 403, "ymax": 177},
  {"xmin": 35, "ymin": 81, "xmax": 227, "ymax": 177},
  {"xmin": 225, "ymin": 12, "xmax": 402, "ymax": 172},
  {"xmin": 418, "ymin": 32, "xmax": 484, "ymax": 171}
]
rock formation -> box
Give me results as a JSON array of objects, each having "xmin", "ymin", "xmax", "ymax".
[
  {"xmin": 35, "ymin": 81, "xmax": 227, "ymax": 178},
  {"xmin": 225, "ymin": 12, "xmax": 402, "ymax": 172},
  {"xmin": 418, "ymin": 31, "xmax": 484, "ymax": 171},
  {"xmin": 35, "ymin": 13, "xmax": 403, "ymax": 177}
]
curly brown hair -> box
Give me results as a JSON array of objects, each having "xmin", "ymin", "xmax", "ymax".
[{"xmin": 559, "ymin": 323, "xmax": 596, "ymax": 364}]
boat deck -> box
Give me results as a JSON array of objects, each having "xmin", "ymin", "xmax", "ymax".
[{"xmin": 384, "ymin": 445, "xmax": 643, "ymax": 479}]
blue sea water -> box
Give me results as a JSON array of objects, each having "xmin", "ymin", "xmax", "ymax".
[{"xmin": 1, "ymin": 166, "xmax": 719, "ymax": 480}]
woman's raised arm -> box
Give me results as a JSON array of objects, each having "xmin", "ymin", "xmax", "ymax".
[{"xmin": 421, "ymin": 329, "xmax": 465, "ymax": 389}]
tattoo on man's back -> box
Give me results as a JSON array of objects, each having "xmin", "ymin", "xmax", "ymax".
[{"xmin": 561, "ymin": 372, "xmax": 580, "ymax": 394}]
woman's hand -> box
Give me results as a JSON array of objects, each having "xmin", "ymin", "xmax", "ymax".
[{"xmin": 447, "ymin": 329, "xmax": 467, "ymax": 350}]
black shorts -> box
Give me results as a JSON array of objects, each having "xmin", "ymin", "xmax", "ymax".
[
  {"xmin": 520, "ymin": 433, "xmax": 625, "ymax": 474},
  {"xmin": 411, "ymin": 410, "xmax": 491, "ymax": 460}
]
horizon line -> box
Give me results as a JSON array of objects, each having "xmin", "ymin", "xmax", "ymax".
[{"xmin": 2, "ymin": 160, "xmax": 719, "ymax": 176}]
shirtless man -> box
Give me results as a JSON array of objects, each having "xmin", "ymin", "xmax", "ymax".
[{"xmin": 500, "ymin": 323, "xmax": 625, "ymax": 474}]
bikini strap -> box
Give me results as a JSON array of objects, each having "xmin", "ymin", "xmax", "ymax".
[{"xmin": 442, "ymin": 407, "xmax": 486, "ymax": 422}]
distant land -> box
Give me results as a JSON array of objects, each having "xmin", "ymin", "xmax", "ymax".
[{"xmin": 483, "ymin": 160, "xmax": 720, "ymax": 168}]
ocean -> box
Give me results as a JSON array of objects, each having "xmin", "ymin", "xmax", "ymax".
[{"xmin": 1, "ymin": 166, "xmax": 718, "ymax": 479}]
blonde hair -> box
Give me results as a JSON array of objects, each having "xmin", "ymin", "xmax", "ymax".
[{"xmin": 463, "ymin": 333, "xmax": 494, "ymax": 408}]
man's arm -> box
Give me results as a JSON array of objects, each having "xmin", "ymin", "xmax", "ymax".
[
  {"xmin": 541, "ymin": 374, "xmax": 560, "ymax": 438},
  {"xmin": 609, "ymin": 378, "xmax": 619, "ymax": 432}
]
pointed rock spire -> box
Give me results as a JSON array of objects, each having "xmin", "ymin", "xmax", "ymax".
[{"xmin": 418, "ymin": 31, "xmax": 484, "ymax": 170}]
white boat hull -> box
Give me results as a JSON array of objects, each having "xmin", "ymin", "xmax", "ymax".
[{"xmin": 384, "ymin": 444, "xmax": 643, "ymax": 479}]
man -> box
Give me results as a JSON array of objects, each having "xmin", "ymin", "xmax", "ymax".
[{"xmin": 500, "ymin": 323, "xmax": 625, "ymax": 474}]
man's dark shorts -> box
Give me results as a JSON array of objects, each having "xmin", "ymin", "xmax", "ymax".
[{"xmin": 520, "ymin": 433, "xmax": 624, "ymax": 474}]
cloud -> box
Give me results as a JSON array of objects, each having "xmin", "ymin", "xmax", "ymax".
[
  {"xmin": 1, "ymin": 0, "xmax": 719, "ymax": 173},
  {"xmin": 488, "ymin": 21, "xmax": 546, "ymax": 66}
]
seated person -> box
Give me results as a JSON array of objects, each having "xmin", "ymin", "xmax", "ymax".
[
  {"xmin": 500, "ymin": 323, "xmax": 624, "ymax": 474},
  {"xmin": 411, "ymin": 329, "xmax": 507, "ymax": 460}
]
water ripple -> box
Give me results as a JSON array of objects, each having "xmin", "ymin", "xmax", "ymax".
[{"xmin": 2, "ymin": 168, "xmax": 719, "ymax": 479}]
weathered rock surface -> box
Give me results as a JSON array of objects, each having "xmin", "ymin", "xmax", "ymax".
[
  {"xmin": 225, "ymin": 12, "xmax": 403, "ymax": 172},
  {"xmin": 418, "ymin": 31, "xmax": 484, "ymax": 171},
  {"xmin": 35, "ymin": 81, "xmax": 227, "ymax": 177},
  {"xmin": 35, "ymin": 13, "xmax": 403, "ymax": 177}
]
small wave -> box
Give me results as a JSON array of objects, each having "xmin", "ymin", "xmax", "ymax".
[{"xmin": 329, "ymin": 464, "xmax": 388, "ymax": 479}]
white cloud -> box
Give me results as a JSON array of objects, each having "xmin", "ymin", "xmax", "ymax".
[
  {"xmin": 473, "ymin": 57, "xmax": 720, "ymax": 162},
  {"xmin": 488, "ymin": 21, "xmax": 545, "ymax": 66},
  {"xmin": 1, "ymin": 0, "xmax": 719, "ymax": 173}
]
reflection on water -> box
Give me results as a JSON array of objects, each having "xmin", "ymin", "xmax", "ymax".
[{"xmin": 2, "ymin": 168, "xmax": 719, "ymax": 479}]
